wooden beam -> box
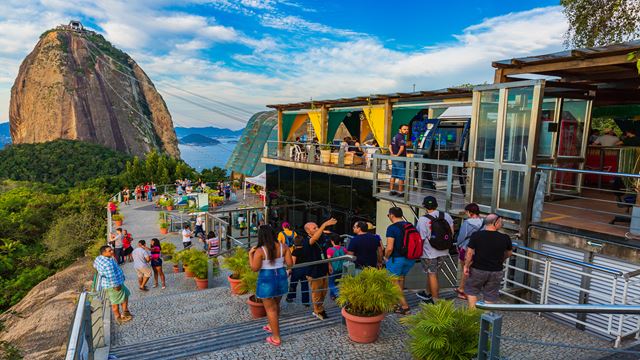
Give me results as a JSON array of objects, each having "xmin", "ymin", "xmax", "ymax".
[
  {"xmin": 500, "ymin": 53, "xmax": 632, "ymax": 76},
  {"xmin": 494, "ymin": 68, "xmax": 507, "ymax": 83}
]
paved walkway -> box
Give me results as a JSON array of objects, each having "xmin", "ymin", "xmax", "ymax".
[{"xmin": 110, "ymin": 201, "xmax": 622, "ymax": 360}]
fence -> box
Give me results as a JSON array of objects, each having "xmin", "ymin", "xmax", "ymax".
[
  {"xmin": 65, "ymin": 275, "xmax": 109, "ymax": 360},
  {"xmin": 477, "ymin": 303, "xmax": 640, "ymax": 360}
]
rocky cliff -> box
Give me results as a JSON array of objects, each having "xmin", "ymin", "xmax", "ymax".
[{"xmin": 9, "ymin": 28, "xmax": 180, "ymax": 158}]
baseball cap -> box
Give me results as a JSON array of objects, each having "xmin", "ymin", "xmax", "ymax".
[{"xmin": 422, "ymin": 196, "xmax": 438, "ymax": 209}]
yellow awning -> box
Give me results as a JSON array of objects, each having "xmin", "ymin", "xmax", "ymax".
[
  {"xmin": 362, "ymin": 106, "xmax": 386, "ymax": 146},
  {"xmin": 308, "ymin": 110, "xmax": 324, "ymax": 143}
]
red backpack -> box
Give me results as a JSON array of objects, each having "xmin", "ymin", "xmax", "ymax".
[{"xmin": 397, "ymin": 222, "xmax": 423, "ymax": 260}]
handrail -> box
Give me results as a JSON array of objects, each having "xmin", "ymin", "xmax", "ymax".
[
  {"xmin": 513, "ymin": 243, "xmax": 624, "ymax": 276},
  {"xmin": 65, "ymin": 292, "xmax": 88, "ymax": 360},
  {"xmin": 290, "ymin": 254, "xmax": 356, "ymax": 270},
  {"xmin": 536, "ymin": 165, "xmax": 640, "ymax": 179},
  {"xmin": 476, "ymin": 302, "xmax": 640, "ymax": 314},
  {"xmin": 372, "ymin": 152, "xmax": 466, "ymax": 167}
]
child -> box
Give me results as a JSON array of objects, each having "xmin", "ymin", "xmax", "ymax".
[
  {"xmin": 327, "ymin": 234, "xmax": 346, "ymax": 301},
  {"xmin": 286, "ymin": 235, "xmax": 309, "ymax": 305},
  {"xmin": 206, "ymin": 231, "xmax": 220, "ymax": 257}
]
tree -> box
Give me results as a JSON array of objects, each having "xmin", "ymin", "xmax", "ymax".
[{"xmin": 562, "ymin": 0, "xmax": 640, "ymax": 48}]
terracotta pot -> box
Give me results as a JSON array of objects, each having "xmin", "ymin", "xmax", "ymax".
[
  {"xmin": 184, "ymin": 266, "xmax": 195, "ymax": 278},
  {"xmin": 320, "ymin": 149, "xmax": 331, "ymax": 164},
  {"xmin": 195, "ymin": 277, "xmax": 208, "ymax": 290},
  {"xmin": 160, "ymin": 227, "xmax": 168, "ymax": 234},
  {"xmin": 114, "ymin": 220, "xmax": 123, "ymax": 227},
  {"xmin": 247, "ymin": 295, "xmax": 266, "ymax": 318},
  {"xmin": 227, "ymin": 275, "xmax": 244, "ymax": 295},
  {"xmin": 167, "ymin": 206, "xmax": 174, "ymax": 211},
  {"xmin": 341, "ymin": 308, "xmax": 385, "ymax": 343},
  {"xmin": 172, "ymin": 265, "xmax": 180, "ymax": 273}
]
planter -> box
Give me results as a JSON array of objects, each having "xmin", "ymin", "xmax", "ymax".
[
  {"xmin": 320, "ymin": 149, "xmax": 331, "ymax": 164},
  {"xmin": 160, "ymin": 227, "xmax": 168, "ymax": 234},
  {"xmin": 172, "ymin": 264, "xmax": 180, "ymax": 273},
  {"xmin": 195, "ymin": 277, "xmax": 208, "ymax": 290},
  {"xmin": 114, "ymin": 220, "xmax": 123, "ymax": 227},
  {"xmin": 227, "ymin": 275, "xmax": 244, "ymax": 295},
  {"xmin": 247, "ymin": 295, "xmax": 266, "ymax": 318},
  {"xmin": 341, "ymin": 308, "xmax": 385, "ymax": 343},
  {"xmin": 167, "ymin": 206, "xmax": 174, "ymax": 211},
  {"xmin": 330, "ymin": 152, "xmax": 339, "ymax": 165},
  {"xmin": 184, "ymin": 266, "xmax": 195, "ymax": 278}
]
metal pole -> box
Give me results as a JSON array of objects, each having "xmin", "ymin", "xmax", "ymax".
[
  {"xmin": 207, "ymin": 258, "xmax": 215, "ymax": 289},
  {"xmin": 445, "ymin": 165, "xmax": 453, "ymax": 212}
]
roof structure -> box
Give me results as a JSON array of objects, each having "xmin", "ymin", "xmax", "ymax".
[
  {"xmin": 266, "ymin": 87, "xmax": 472, "ymax": 111},
  {"xmin": 225, "ymin": 111, "xmax": 277, "ymax": 177}
]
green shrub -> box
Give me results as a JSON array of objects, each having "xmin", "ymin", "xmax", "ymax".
[
  {"xmin": 161, "ymin": 242, "xmax": 176, "ymax": 259},
  {"xmin": 112, "ymin": 214, "xmax": 123, "ymax": 221},
  {"xmin": 336, "ymin": 267, "xmax": 401, "ymax": 317},
  {"xmin": 400, "ymin": 301, "xmax": 482, "ymax": 360},
  {"xmin": 238, "ymin": 270, "xmax": 258, "ymax": 295},
  {"xmin": 189, "ymin": 256, "xmax": 208, "ymax": 279},
  {"xmin": 44, "ymin": 212, "xmax": 103, "ymax": 266},
  {"xmin": 221, "ymin": 247, "xmax": 250, "ymax": 279}
]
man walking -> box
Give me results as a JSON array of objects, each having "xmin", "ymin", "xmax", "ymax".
[
  {"xmin": 385, "ymin": 207, "xmax": 414, "ymax": 315},
  {"xmin": 110, "ymin": 228, "xmax": 125, "ymax": 265},
  {"xmin": 303, "ymin": 218, "xmax": 337, "ymax": 320},
  {"xmin": 194, "ymin": 214, "xmax": 205, "ymax": 239},
  {"xmin": 388, "ymin": 124, "xmax": 409, "ymax": 197},
  {"xmin": 182, "ymin": 224, "xmax": 193, "ymax": 249},
  {"xmin": 464, "ymin": 214, "xmax": 513, "ymax": 309},
  {"xmin": 416, "ymin": 196, "xmax": 454, "ymax": 303},
  {"xmin": 132, "ymin": 240, "xmax": 153, "ymax": 291},
  {"xmin": 94, "ymin": 246, "xmax": 132, "ymax": 324},
  {"xmin": 347, "ymin": 221, "xmax": 382, "ymax": 272}
]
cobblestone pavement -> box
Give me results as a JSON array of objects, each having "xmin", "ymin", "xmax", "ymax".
[{"xmin": 111, "ymin": 201, "xmax": 621, "ymax": 360}]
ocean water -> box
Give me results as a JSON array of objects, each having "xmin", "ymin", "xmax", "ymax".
[{"xmin": 178, "ymin": 138, "xmax": 237, "ymax": 171}]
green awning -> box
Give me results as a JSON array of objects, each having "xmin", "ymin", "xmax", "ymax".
[
  {"xmin": 592, "ymin": 105, "xmax": 640, "ymax": 118},
  {"xmin": 327, "ymin": 109, "xmax": 354, "ymax": 143},
  {"xmin": 281, "ymin": 113, "xmax": 297, "ymax": 142},
  {"xmin": 392, "ymin": 108, "xmax": 422, "ymax": 135},
  {"xmin": 343, "ymin": 111, "xmax": 362, "ymax": 140}
]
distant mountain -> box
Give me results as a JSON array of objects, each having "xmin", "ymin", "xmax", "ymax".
[
  {"xmin": 0, "ymin": 122, "xmax": 11, "ymax": 148},
  {"xmin": 175, "ymin": 126, "xmax": 243, "ymax": 138},
  {"xmin": 179, "ymin": 134, "xmax": 221, "ymax": 146}
]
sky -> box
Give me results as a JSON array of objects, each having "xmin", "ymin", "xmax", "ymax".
[{"xmin": 0, "ymin": 0, "xmax": 568, "ymax": 129}]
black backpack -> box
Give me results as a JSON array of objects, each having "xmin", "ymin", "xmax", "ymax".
[{"xmin": 425, "ymin": 212, "xmax": 454, "ymax": 250}]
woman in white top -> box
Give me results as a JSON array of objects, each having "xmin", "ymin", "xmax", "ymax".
[{"xmin": 249, "ymin": 225, "xmax": 293, "ymax": 347}]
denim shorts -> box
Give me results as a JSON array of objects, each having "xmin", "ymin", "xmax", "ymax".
[
  {"xmin": 391, "ymin": 160, "xmax": 406, "ymax": 180},
  {"xmin": 256, "ymin": 268, "xmax": 289, "ymax": 299},
  {"xmin": 386, "ymin": 257, "xmax": 415, "ymax": 277}
]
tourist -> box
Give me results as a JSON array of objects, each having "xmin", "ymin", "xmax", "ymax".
[
  {"xmin": 588, "ymin": 129, "xmax": 600, "ymax": 145},
  {"xmin": 286, "ymin": 235, "xmax": 309, "ymax": 305},
  {"xmin": 132, "ymin": 240, "xmax": 152, "ymax": 291},
  {"xmin": 150, "ymin": 238, "xmax": 166, "ymax": 289},
  {"xmin": 145, "ymin": 182, "xmax": 153, "ymax": 202},
  {"xmin": 455, "ymin": 203, "xmax": 484, "ymax": 299},
  {"xmin": 122, "ymin": 229, "xmax": 133, "ymax": 263},
  {"xmin": 277, "ymin": 222, "xmax": 297, "ymax": 247},
  {"xmin": 326, "ymin": 234, "xmax": 346, "ymax": 301},
  {"xmin": 249, "ymin": 225, "xmax": 293, "ymax": 347},
  {"xmin": 617, "ymin": 129, "xmax": 640, "ymax": 146},
  {"xmin": 151, "ymin": 182, "xmax": 157, "ymax": 197},
  {"xmin": 110, "ymin": 228, "xmax": 124, "ymax": 265},
  {"xmin": 108, "ymin": 201, "xmax": 117, "ymax": 216},
  {"xmin": 224, "ymin": 183, "xmax": 231, "ymax": 201},
  {"xmin": 122, "ymin": 187, "xmax": 130, "ymax": 205},
  {"xmin": 593, "ymin": 129, "xmax": 620, "ymax": 146},
  {"xmin": 388, "ymin": 124, "xmax": 409, "ymax": 197},
  {"xmin": 135, "ymin": 185, "xmax": 142, "ymax": 202},
  {"xmin": 94, "ymin": 245, "xmax": 132, "ymax": 324},
  {"xmin": 384, "ymin": 207, "xmax": 413, "ymax": 315},
  {"xmin": 416, "ymin": 196, "xmax": 454, "ymax": 303},
  {"xmin": 206, "ymin": 231, "xmax": 220, "ymax": 257},
  {"xmin": 303, "ymin": 218, "xmax": 337, "ymax": 320},
  {"xmin": 194, "ymin": 213, "xmax": 205, "ymax": 239},
  {"xmin": 464, "ymin": 214, "xmax": 513, "ymax": 309},
  {"xmin": 347, "ymin": 221, "xmax": 383, "ymax": 272},
  {"xmin": 182, "ymin": 224, "xmax": 193, "ymax": 249},
  {"xmin": 238, "ymin": 215, "xmax": 247, "ymax": 236}
]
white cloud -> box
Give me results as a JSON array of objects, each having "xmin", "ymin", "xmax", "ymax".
[{"xmin": 259, "ymin": 14, "xmax": 362, "ymax": 37}]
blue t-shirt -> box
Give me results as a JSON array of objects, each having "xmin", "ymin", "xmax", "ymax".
[
  {"xmin": 386, "ymin": 221, "xmax": 409, "ymax": 257},
  {"xmin": 347, "ymin": 233, "xmax": 381, "ymax": 268},
  {"xmin": 391, "ymin": 133, "xmax": 406, "ymax": 156}
]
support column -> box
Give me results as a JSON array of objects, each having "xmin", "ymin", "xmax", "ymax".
[
  {"xmin": 320, "ymin": 105, "xmax": 329, "ymax": 144},
  {"xmin": 383, "ymin": 98, "xmax": 392, "ymax": 148}
]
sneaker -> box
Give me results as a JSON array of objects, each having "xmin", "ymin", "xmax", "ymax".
[
  {"xmin": 416, "ymin": 291, "xmax": 434, "ymax": 304},
  {"xmin": 396, "ymin": 192, "xmax": 405, "ymax": 197},
  {"xmin": 389, "ymin": 190, "xmax": 398, "ymax": 196},
  {"xmin": 312, "ymin": 311, "xmax": 326, "ymax": 320}
]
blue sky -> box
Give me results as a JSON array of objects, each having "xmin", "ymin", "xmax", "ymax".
[{"xmin": 0, "ymin": 1, "xmax": 568, "ymax": 129}]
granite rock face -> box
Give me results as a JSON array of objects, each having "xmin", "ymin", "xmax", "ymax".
[{"xmin": 9, "ymin": 29, "xmax": 180, "ymax": 158}]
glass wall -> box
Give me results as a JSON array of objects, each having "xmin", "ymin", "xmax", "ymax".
[
  {"xmin": 537, "ymin": 98, "xmax": 557, "ymax": 158},
  {"xmin": 476, "ymin": 90, "xmax": 500, "ymax": 161},
  {"xmin": 473, "ymin": 168, "xmax": 494, "ymax": 206},
  {"xmin": 499, "ymin": 170, "xmax": 525, "ymax": 211},
  {"xmin": 503, "ymin": 87, "xmax": 534, "ymax": 164},
  {"xmin": 558, "ymin": 99, "xmax": 588, "ymax": 157}
]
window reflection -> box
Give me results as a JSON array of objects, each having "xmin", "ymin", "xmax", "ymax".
[
  {"xmin": 476, "ymin": 90, "xmax": 499, "ymax": 161},
  {"xmin": 503, "ymin": 87, "xmax": 534, "ymax": 164}
]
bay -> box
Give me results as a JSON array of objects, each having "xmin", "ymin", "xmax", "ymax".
[{"xmin": 178, "ymin": 138, "xmax": 237, "ymax": 171}]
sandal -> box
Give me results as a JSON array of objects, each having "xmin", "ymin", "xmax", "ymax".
[
  {"xmin": 393, "ymin": 304, "xmax": 410, "ymax": 315},
  {"xmin": 454, "ymin": 288, "xmax": 468, "ymax": 300},
  {"xmin": 262, "ymin": 325, "xmax": 272, "ymax": 333},
  {"xmin": 266, "ymin": 336, "xmax": 281, "ymax": 346}
]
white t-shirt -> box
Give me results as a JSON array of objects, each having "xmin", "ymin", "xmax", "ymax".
[
  {"xmin": 182, "ymin": 229, "xmax": 192, "ymax": 243},
  {"xmin": 417, "ymin": 210, "xmax": 454, "ymax": 259},
  {"xmin": 196, "ymin": 216, "xmax": 203, "ymax": 227},
  {"xmin": 132, "ymin": 247, "xmax": 151, "ymax": 270},
  {"xmin": 594, "ymin": 134, "xmax": 619, "ymax": 147}
]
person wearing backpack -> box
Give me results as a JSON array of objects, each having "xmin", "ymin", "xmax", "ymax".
[
  {"xmin": 327, "ymin": 235, "xmax": 346, "ymax": 301},
  {"xmin": 277, "ymin": 222, "xmax": 297, "ymax": 248},
  {"xmin": 455, "ymin": 203, "xmax": 484, "ymax": 300},
  {"xmin": 384, "ymin": 207, "xmax": 421, "ymax": 315},
  {"xmin": 416, "ymin": 196, "xmax": 454, "ymax": 304}
]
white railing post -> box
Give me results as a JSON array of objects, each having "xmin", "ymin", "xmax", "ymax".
[
  {"xmin": 615, "ymin": 279, "xmax": 630, "ymax": 347},
  {"xmin": 540, "ymin": 258, "xmax": 552, "ymax": 306},
  {"xmin": 608, "ymin": 276, "xmax": 618, "ymax": 336}
]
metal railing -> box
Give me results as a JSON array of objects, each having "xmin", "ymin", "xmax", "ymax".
[
  {"xmin": 533, "ymin": 166, "xmax": 640, "ymax": 238},
  {"xmin": 264, "ymin": 140, "xmax": 384, "ymax": 171},
  {"xmin": 477, "ymin": 302, "xmax": 640, "ymax": 360},
  {"xmin": 371, "ymin": 153, "xmax": 467, "ymax": 213},
  {"xmin": 65, "ymin": 275, "xmax": 109, "ymax": 360},
  {"xmin": 501, "ymin": 243, "xmax": 640, "ymax": 346}
]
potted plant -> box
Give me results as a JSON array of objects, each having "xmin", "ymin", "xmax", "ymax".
[
  {"xmin": 336, "ymin": 267, "xmax": 402, "ymax": 343},
  {"xmin": 176, "ymin": 249, "xmax": 196, "ymax": 278},
  {"xmin": 239, "ymin": 270, "xmax": 265, "ymax": 318},
  {"xmin": 159, "ymin": 221, "xmax": 169, "ymax": 234},
  {"xmin": 165, "ymin": 197, "xmax": 175, "ymax": 211},
  {"xmin": 112, "ymin": 213, "xmax": 123, "ymax": 227},
  {"xmin": 209, "ymin": 196, "xmax": 224, "ymax": 207},
  {"xmin": 189, "ymin": 253, "xmax": 211, "ymax": 290},
  {"xmin": 161, "ymin": 242, "xmax": 176, "ymax": 261},
  {"xmin": 221, "ymin": 247, "xmax": 249, "ymax": 295},
  {"xmin": 400, "ymin": 301, "xmax": 482, "ymax": 359},
  {"xmin": 320, "ymin": 143, "xmax": 332, "ymax": 164}
]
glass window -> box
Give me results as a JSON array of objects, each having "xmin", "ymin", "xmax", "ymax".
[
  {"xmin": 503, "ymin": 87, "xmax": 534, "ymax": 164},
  {"xmin": 330, "ymin": 174, "xmax": 352, "ymax": 210},
  {"xmin": 499, "ymin": 170, "xmax": 525, "ymax": 211},
  {"xmin": 476, "ymin": 90, "xmax": 500, "ymax": 161},
  {"xmin": 310, "ymin": 171, "xmax": 330, "ymax": 205},
  {"xmin": 537, "ymin": 98, "xmax": 557, "ymax": 158},
  {"xmin": 473, "ymin": 168, "xmax": 494, "ymax": 206},
  {"xmin": 558, "ymin": 99, "xmax": 587, "ymax": 157},
  {"xmin": 294, "ymin": 169, "xmax": 310, "ymax": 202}
]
